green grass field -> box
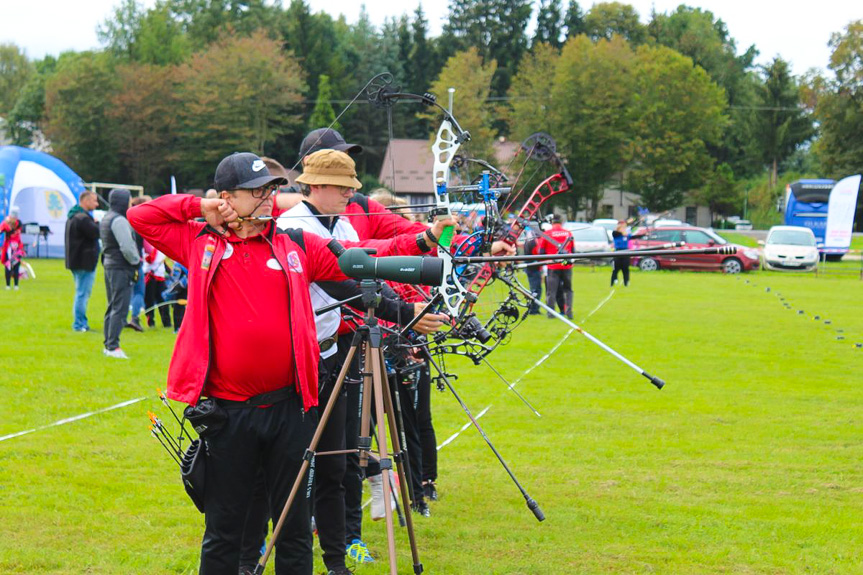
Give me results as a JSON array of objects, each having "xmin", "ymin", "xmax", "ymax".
[{"xmin": 1, "ymin": 261, "xmax": 862, "ymax": 574}]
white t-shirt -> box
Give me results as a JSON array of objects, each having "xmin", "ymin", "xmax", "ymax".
[{"xmin": 277, "ymin": 201, "xmax": 359, "ymax": 359}]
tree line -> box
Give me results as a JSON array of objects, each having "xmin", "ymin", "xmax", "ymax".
[{"xmin": 0, "ymin": 1, "xmax": 861, "ymax": 221}]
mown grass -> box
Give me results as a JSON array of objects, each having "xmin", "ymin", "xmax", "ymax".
[{"xmin": 1, "ymin": 261, "xmax": 862, "ymax": 574}]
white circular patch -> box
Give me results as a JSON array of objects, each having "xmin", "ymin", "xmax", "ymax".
[
  {"xmin": 266, "ymin": 258, "xmax": 282, "ymax": 270},
  {"xmin": 222, "ymin": 243, "xmax": 234, "ymax": 260}
]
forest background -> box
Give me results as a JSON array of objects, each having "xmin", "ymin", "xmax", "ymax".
[{"xmin": 1, "ymin": 0, "xmax": 862, "ymax": 226}]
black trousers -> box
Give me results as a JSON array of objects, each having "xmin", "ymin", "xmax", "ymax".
[
  {"xmin": 526, "ymin": 267, "xmax": 543, "ymax": 314},
  {"xmin": 144, "ymin": 278, "xmax": 171, "ymax": 327},
  {"xmin": 4, "ymin": 262, "xmax": 20, "ymax": 286},
  {"xmin": 611, "ymin": 256, "xmax": 631, "ymax": 286},
  {"xmin": 239, "ymin": 351, "xmax": 350, "ymax": 571},
  {"xmin": 389, "ymin": 369, "xmax": 424, "ymax": 506},
  {"xmin": 415, "ymin": 363, "xmax": 437, "ymax": 483},
  {"xmin": 200, "ymin": 390, "xmax": 314, "ymax": 575},
  {"xmin": 546, "ymin": 268, "xmax": 573, "ymax": 318}
]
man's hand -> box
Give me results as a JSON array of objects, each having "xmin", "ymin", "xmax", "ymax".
[
  {"xmin": 427, "ymin": 216, "xmax": 458, "ymax": 246},
  {"xmin": 490, "ymin": 240, "xmax": 516, "ymax": 256},
  {"xmin": 411, "ymin": 303, "xmax": 450, "ymax": 334},
  {"xmin": 200, "ymin": 198, "xmax": 239, "ymax": 235}
]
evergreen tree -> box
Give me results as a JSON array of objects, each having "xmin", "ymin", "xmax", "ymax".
[
  {"xmin": 754, "ymin": 57, "xmax": 814, "ymax": 187},
  {"xmin": 441, "ymin": 0, "xmax": 533, "ymax": 96},
  {"xmin": 563, "ymin": 1, "xmax": 585, "ymax": 38},
  {"xmin": 308, "ymin": 74, "xmax": 339, "ymax": 132},
  {"xmin": 534, "ymin": 0, "xmax": 564, "ymax": 48}
]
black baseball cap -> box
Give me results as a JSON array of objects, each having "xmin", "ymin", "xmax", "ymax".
[
  {"xmin": 298, "ymin": 128, "xmax": 363, "ymax": 160},
  {"xmin": 214, "ymin": 152, "xmax": 287, "ymax": 192}
]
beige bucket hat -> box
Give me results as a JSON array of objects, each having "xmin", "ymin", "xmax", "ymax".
[{"xmin": 295, "ymin": 149, "xmax": 363, "ymax": 189}]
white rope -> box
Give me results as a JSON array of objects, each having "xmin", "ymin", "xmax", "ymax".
[{"xmin": 0, "ymin": 397, "xmax": 147, "ymax": 443}]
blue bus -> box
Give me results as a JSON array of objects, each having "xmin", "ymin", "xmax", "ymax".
[{"xmin": 784, "ymin": 179, "xmax": 849, "ymax": 258}]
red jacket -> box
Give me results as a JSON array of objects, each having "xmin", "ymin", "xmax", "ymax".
[
  {"xmin": 537, "ymin": 223, "xmax": 574, "ymax": 270},
  {"xmin": 0, "ymin": 220, "xmax": 25, "ymax": 266},
  {"xmin": 128, "ymin": 194, "xmax": 426, "ymax": 410}
]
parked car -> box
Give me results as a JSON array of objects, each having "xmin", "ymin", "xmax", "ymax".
[
  {"xmin": 571, "ymin": 225, "xmax": 613, "ymax": 253},
  {"xmin": 630, "ymin": 225, "xmax": 760, "ymax": 273},
  {"xmin": 759, "ymin": 226, "xmax": 819, "ymax": 272},
  {"xmin": 591, "ymin": 218, "xmax": 619, "ymax": 233},
  {"xmin": 734, "ymin": 220, "xmax": 753, "ymax": 231}
]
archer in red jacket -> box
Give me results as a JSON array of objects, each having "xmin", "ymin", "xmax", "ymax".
[
  {"xmin": 127, "ymin": 152, "xmax": 453, "ymax": 575},
  {"xmin": 536, "ymin": 215, "xmax": 574, "ymax": 319}
]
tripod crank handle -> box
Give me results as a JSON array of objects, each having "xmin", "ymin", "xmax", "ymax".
[
  {"xmin": 526, "ymin": 497, "xmax": 545, "ymax": 522},
  {"xmin": 644, "ymin": 373, "xmax": 665, "ymax": 390}
]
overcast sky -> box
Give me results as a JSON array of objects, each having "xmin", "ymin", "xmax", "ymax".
[{"xmin": 4, "ymin": 0, "xmax": 861, "ymax": 76}]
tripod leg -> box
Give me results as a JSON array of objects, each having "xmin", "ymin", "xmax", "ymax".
[
  {"xmin": 254, "ymin": 343, "xmax": 359, "ymax": 575},
  {"xmin": 358, "ymin": 340, "xmax": 374, "ymax": 469},
  {"xmin": 379, "ymin": 348, "xmax": 424, "ymax": 574},
  {"xmin": 369, "ymin": 343, "xmax": 399, "ymax": 575}
]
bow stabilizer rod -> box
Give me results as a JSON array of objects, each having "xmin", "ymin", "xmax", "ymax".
[{"xmin": 501, "ymin": 277, "xmax": 665, "ymax": 390}]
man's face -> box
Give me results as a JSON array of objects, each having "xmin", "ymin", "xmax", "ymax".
[
  {"xmin": 309, "ymin": 184, "xmax": 355, "ymax": 215},
  {"xmin": 81, "ymin": 194, "xmax": 99, "ymax": 211},
  {"xmin": 223, "ymin": 185, "xmax": 276, "ymax": 218}
]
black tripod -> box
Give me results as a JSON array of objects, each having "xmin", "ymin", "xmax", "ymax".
[{"xmin": 255, "ymin": 279, "xmax": 423, "ymax": 575}]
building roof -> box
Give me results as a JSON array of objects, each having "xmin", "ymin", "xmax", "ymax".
[{"xmin": 379, "ymin": 139, "xmax": 521, "ymax": 195}]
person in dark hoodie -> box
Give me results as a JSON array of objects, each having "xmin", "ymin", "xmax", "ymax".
[
  {"xmin": 65, "ymin": 191, "xmax": 101, "ymax": 332},
  {"xmin": 100, "ymin": 189, "xmax": 141, "ymax": 359}
]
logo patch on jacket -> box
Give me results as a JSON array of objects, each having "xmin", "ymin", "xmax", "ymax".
[
  {"xmin": 286, "ymin": 251, "xmax": 303, "ymax": 273},
  {"xmin": 201, "ymin": 243, "xmax": 216, "ymax": 270}
]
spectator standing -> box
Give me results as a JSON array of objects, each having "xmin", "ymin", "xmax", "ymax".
[
  {"xmin": 537, "ymin": 214, "xmax": 574, "ymax": 319},
  {"xmin": 0, "ymin": 208, "xmax": 25, "ymax": 291},
  {"xmin": 126, "ymin": 195, "xmax": 150, "ymax": 332},
  {"xmin": 522, "ymin": 227, "xmax": 543, "ymax": 315},
  {"xmin": 143, "ymin": 240, "xmax": 171, "ymax": 328},
  {"xmin": 65, "ymin": 191, "xmax": 101, "ymax": 330},
  {"xmin": 611, "ymin": 220, "xmax": 632, "ymax": 287},
  {"xmin": 100, "ymin": 189, "xmax": 141, "ymax": 359}
]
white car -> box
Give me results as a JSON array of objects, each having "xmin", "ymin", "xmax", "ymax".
[
  {"xmin": 591, "ymin": 218, "xmax": 619, "ymax": 233},
  {"xmin": 760, "ymin": 226, "xmax": 819, "ymax": 271},
  {"xmin": 570, "ymin": 225, "xmax": 613, "ymax": 256}
]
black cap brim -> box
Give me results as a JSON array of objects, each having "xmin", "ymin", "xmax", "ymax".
[
  {"xmin": 236, "ymin": 175, "xmax": 288, "ymax": 189},
  {"xmin": 333, "ymin": 143, "xmax": 363, "ymax": 156}
]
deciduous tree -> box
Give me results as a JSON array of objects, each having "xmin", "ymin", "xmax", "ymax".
[
  {"xmin": 423, "ymin": 48, "xmax": 497, "ymax": 162},
  {"xmin": 583, "ymin": 2, "xmax": 646, "ymax": 45},
  {"xmin": 173, "ymin": 30, "xmax": 305, "ymax": 186},
  {"xmin": 0, "ymin": 43, "xmax": 34, "ymax": 115},
  {"xmin": 625, "ymin": 44, "xmax": 726, "ymax": 211}
]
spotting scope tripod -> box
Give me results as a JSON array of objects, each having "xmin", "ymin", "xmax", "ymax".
[{"xmin": 255, "ymin": 279, "xmax": 423, "ymax": 575}]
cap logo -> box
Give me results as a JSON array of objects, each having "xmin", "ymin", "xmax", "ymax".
[{"xmin": 251, "ymin": 160, "xmax": 266, "ymax": 172}]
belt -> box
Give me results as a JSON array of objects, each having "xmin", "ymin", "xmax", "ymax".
[
  {"xmin": 213, "ymin": 386, "xmax": 295, "ymax": 408},
  {"xmin": 319, "ymin": 333, "xmax": 338, "ymax": 353}
]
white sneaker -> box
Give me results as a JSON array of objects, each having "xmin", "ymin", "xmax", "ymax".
[{"xmin": 103, "ymin": 348, "xmax": 129, "ymax": 359}]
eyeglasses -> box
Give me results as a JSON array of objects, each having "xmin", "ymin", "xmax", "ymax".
[{"xmin": 246, "ymin": 185, "xmax": 278, "ymax": 199}]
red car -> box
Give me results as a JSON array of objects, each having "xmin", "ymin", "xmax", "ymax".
[{"xmin": 629, "ymin": 226, "xmax": 760, "ymax": 274}]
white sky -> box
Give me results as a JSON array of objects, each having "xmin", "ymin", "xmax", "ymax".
[{"xmin": 3, "ymin": 0, "xmax": 861, "ymax": 76}]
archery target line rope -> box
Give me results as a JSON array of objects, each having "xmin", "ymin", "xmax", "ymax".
[{"xmin": 0, "ymin": 397, "xmax": 147, "ymax": 443}]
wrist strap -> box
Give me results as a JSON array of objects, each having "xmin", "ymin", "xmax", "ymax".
[
  {"xmin": 425, "ymin": 227, "xmax": 438, "ymax": 245},
  {"xmin": 416, "ymin": 232, "xmax": 431, "ymax": 252}
]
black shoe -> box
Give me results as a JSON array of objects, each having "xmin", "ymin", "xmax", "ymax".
[
  {"xmin": 238, "ymin": 566, "xmax": 256, "ymax": 575},
  {"xmin": 411, "ymin": 500, "xmax": 431, "ymax": 517},
  {"xmin": 125, "ymin": 319, "xmax": 144, "ymax": 332},
  {"xmin": 326, "ymin": 568, "xmax": 353, "ymax": 575},
  {"xmin": 423, "ymin": 481, "xmax": 438, "ymax": 502}
]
